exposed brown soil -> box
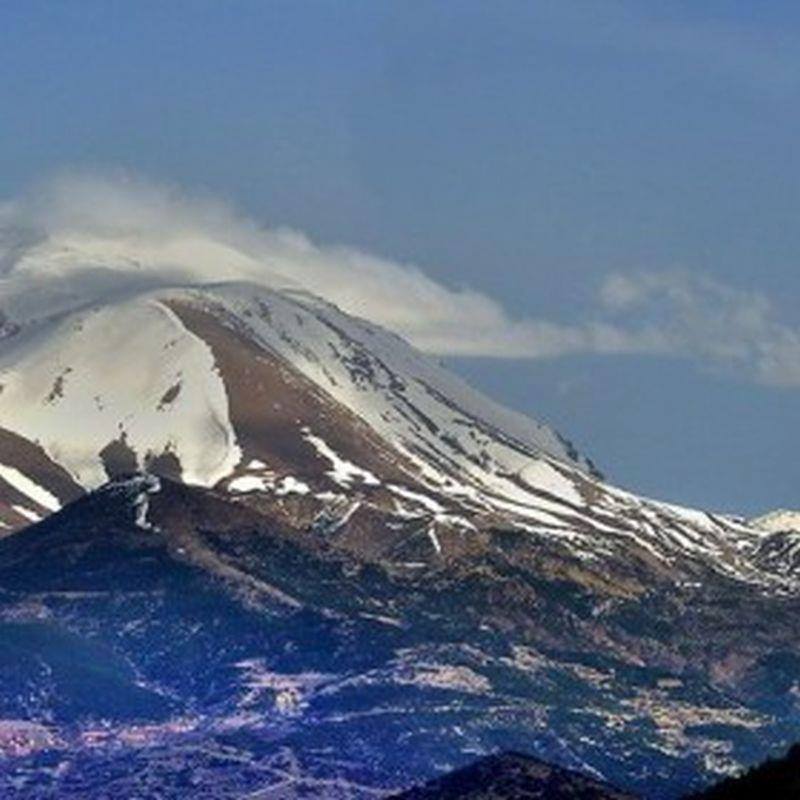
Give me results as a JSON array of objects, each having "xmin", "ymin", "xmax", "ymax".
[
  {"xmin": 0, "ymin": 428, "xmax": 83, "ymax": 506},
  {"xmin": 166, "ymin": 299, "xmax": 419, "ymax": 488}
]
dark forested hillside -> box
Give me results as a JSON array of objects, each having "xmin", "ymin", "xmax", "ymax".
[{"xmin": 391, "ymin": 751, "xmax": 637, "ymax": 799}]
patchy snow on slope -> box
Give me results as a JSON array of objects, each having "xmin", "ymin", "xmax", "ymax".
[
  {"xmin": 1, "ymin": 243, "xmax": 798, "ymax": 589},
  {"xmin": 517, "ymin": 460, "xmax": 584, "ymax": 505},
  {"xmin": 229, "ymin": 475, "xmax": 272, "ymax": 494},
  {"xmin": 11, "ymin": 506, "xmax": 41, "ymax": 523},
  {"xmin": 229, "ymin": 472, "xmax": 312, "ymax": 497},
  {"xmin": 302, "ymin": 429, "xmax": 380, "ymax": 488},
  {"xmin": 388, "ymin": 484, "xmax": 446, "ymax": 515},
  {"xmin": 0, "ymin": 464, "xmax": 61, "ymax": 512},
  {"xmin": 274, "ymin": 476, "xmax": 311, "ymax": 496},
  {"xmin": 427, "ymin": 526, "xmax": 443, "ymax": 556},
  {"xmin": 181, "ymin": 284, "xmax": 594, "ymax": 483},
  {"xmin": 132, "ymin": 474, "xmax": 161, "ymax": 531}
]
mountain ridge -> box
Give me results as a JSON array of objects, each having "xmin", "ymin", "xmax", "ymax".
[
  {"xmin": 390, "ymin": 750, "xmax": 637, "ymax": 799},
  {"xmin": 1, "ymin": 240, "xmax": 799, "ymax": 797},
  {"xmin": 1, "ymin": 277, "xmax": 796, "ymax": 598}
]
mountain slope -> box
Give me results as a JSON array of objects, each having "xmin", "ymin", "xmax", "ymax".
[
  {"xmin": 0, "ymin": 276, "xmax": 795, "ymax": 597},
  {"xmin": 0, "ymin": 278, "xmax": 592, "ymax": 521},
  {"xmin": 1, "ymin": 478, "xmax": 800, "ymax": 799}
]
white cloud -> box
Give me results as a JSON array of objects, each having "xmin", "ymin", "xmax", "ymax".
[
  {"xmin": 1, "ymin": 171, "xmax": 799, "ymax": 386},
  {"xmin": 0, "ymin": 170, "xmax": 634, "ymax": 360},
  {"xmin": 598, "ymin": 271, "xmax": 800, "ymax": 387}
]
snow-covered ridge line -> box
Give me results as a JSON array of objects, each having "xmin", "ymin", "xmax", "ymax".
[
  {"xmin": 750, "ymin": 509, "xmax": 800, "ymax": 535},
  {"xmin": 0, "ymin": 270, "xmax": 796, "ymax": 590}
]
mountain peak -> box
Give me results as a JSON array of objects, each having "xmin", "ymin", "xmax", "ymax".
[{"xmin": 750, "ymin": 509, "xmax": 800, "ymax": 534}]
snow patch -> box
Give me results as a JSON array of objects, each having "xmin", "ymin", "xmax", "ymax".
[
  {"xmin": 0, "ymin": 296, "xmax": 241, "ymax": 489},
  {"xmin": 275, "ymin": 476, "xmax": 311, "ymax": 496},
  {"xmin": 388, "ymin": 484, "xmax": 445, "ymax": 514},
  {"xmin": 11, "ymin": 505, "xmax": 41, "ymax": 523},
  {"xmin": 427, "ymin": 526, "xmax": 443, "ymax": 556},
  {"xmin": 0, "ymin": 464, "xmax": 61, "ymax": 512},
  {"xmin": 302, "ymin": 429, "xmax": 380, "ymax": 488},
  {"xmin": 750, "ymin": 509, "xmax": 800, "ymax": 535},
  {"xmin": 132, "ymin": 474, "xmax": 161, "ymax": 531},
  {"xmin": 518, "ymin": 460, "xmax": 583, "ymax": 506},
  {"xmin": 229, "ymin": 475, "xmax": 271, "ymax": 493}
]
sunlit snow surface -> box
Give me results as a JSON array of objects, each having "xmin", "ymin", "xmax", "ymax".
[{"xmin": 0, "ymin": 295, "xmax": 240, "ymax": 488}]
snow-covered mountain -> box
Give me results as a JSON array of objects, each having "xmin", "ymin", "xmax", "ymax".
[
  {"xmin": 0, "ymin": 234, "xmax": 796, "ymax": 594},
  {"xmin": 3, "ymin": 231, "xmax": 800, "ymax": 800}
]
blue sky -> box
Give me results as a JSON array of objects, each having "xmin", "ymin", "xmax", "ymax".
[{"xmin": 2, "ymin": 1, "xmax": 799, "ymax": 514}]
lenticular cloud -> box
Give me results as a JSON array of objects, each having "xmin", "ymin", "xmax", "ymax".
[
  {"xmin": 1, "ymin": 169, "xmax": 799, "ymax": 385},
  {"xmin": 0, "ymin": 169, "xmax": 622, "ymax": 359}
]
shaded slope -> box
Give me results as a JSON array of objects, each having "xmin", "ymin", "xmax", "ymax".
[{"xmin": 392, "ymin": 751, "xmax": 637, "ymax": 799}]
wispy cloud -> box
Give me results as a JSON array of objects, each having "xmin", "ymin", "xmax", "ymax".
[
  {"xmin": 599, "ymin": 271, "xmax": 800, "ymax": 387},
  {"xmin": 1, "ymin": 171, "xmax": 799, "ymax": 386}
]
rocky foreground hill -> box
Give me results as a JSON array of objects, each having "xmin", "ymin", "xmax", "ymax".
[
  {"xmin": 687, "ymin": 743, "xmax": 800, "ymax": 799},
  {"xmin": 0, "ymin": 476, "xmax": 799, "ymax": 799},
  {"xmin": 391, "ymin": 751, "xmax": 637, "ymax": 798},
  {"xmin": 393, "ymin": 745, "xmax": 800, "ymax": 799}
]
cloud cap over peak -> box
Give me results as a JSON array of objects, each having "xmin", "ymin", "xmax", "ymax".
[{"xmin": 1, "ymin": 170, "xmax": 799, "ymax": 387}]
